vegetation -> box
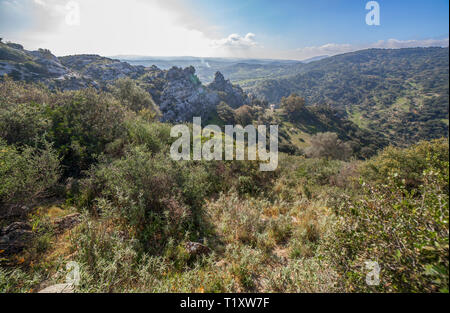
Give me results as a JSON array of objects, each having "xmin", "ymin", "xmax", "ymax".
[
  {"xmin": 0, "ymin": 48, "xmax": 448, "ymax": 294},
  {"xmin": 249, "ymin": 47, "xmax": 449, "ymax": 146}
]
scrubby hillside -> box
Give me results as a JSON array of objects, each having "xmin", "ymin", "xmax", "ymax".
[
  {"xmin": 0, "ymin": 79, "xmax": 448, "ymax": 293},
  {"xmin": 0, "ymin": 42, "xmax": 250, "ymax": 123},
  {"xmin": 247, "ymin": 47, "xmax": 449, "ymax": 145},
  {"xmin": 1, "ymin": 41, "xmax": 391, "ymax": 157}
]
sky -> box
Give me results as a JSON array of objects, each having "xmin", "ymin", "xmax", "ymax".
[{"xmin": 0, "ymin": 0, "xmax": 448, "ymax": 60}]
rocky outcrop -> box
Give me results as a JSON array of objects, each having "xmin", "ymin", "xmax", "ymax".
[
  {"xmin": 53, "ymin": 213, "xmax": 81, "ymax": 235},
  {"xmin": 208, "ymin": 71, "xmax": 250, "ymax": 108},
  {"xmin": 0, "ymin": 42, "xmax": 97, "ymax": 90},
  {"xmin": 59, "ymin": 55, "xmax": 147, "ymax": 82},
  {"xmin": 0, "ymin": 221, "xmax": 33, "ymax": 254},
  {"xmin": 1, "ymin": 41, "xmax": 254, "ymax": 122},
  {"xmin": 157, "ymin": 66, "xmax": 220, "ymax": 122},
  {"xmin": 184, "ymin": 241, "xmax": 211, "ymax": 256}
]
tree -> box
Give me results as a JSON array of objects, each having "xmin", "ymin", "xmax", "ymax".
[
  {"xmin": 216, "ymin": 101, "xmax": 235, "ymax": 124},
  {"xmin": 234, "ymin": 105, "xmax": 254, "ymax": 125},
  {"xmin": 281, "ymin": 93, "xmax": 305, "ymax": 119},
  {"xmin": 109, "ymin": 78, "xmax": 160, "ymax": 118},
  {"xmin": 306, "ymin": 132, "xmax": 352, "ymax": 160}
]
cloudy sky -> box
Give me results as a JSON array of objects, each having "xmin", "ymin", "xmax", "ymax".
[{"xmin": 0, "ymin": 0, "xmax": 448, "ymax": 60}]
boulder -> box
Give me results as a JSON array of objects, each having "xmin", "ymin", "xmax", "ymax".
[
  {"xmin": 184, "ymin": 241, "xmax": 211, "ymax": 256},
  {"xmin": 0, "ymin": 221, "xmax": 33, "ymax": 254},
  {"xmin": 53, "ymin": 213, "xmax": 81, "ymax": 234},
  {"xmin": 0, "ymin": 204, "xmax": 30, "ymax": 219}
]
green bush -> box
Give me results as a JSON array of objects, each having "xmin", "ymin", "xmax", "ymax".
[
  {"xmin": 329, "ymin": 139, "xmax": 449, "ymax": 292},
  {"xmin": 79, "ymin": 145, "xmax": 213, "ymax": 253},
  {"xmin": 109, "ymin": 77, "xmax": 160, "ymax": 117},
  {"xmin": 0, "ymin": 139, "xmax": 61, "ymax": 208},
  {"xmin": 47, "ymin": 88, "xmax": 127, "ymax": 177}
]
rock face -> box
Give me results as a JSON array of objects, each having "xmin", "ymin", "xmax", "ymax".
[
  {"xmin": 185, "ymin": 241, "xmax": 211, "ymax": 256},
  {"xmin": 208, "ymin": 71, "xmax": 249, "ymax": 108},
  {"xmin": 0, "ymin": 221, "xmax": 33, "ymax": 254},
  {"xmin": 1, "ymin": 41, "xmax": 253, "ymax": 122},
  {"xmin": 53, "ymin": 213, "xmax": 81, "ymax": 235},
  {"xmin": 157, "ymin": 66, "xmax": 220, "ymax": 122}
]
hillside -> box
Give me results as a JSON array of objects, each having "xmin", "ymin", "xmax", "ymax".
[
  {"xmin": 0, "ymin": 41, "xmax": 448, "ymax": 294},
  {"xmin": 117, "ymin": 56, "xmax": 303, "ymax": 85},
  {"xmin": 1, "ymin": 41, "xmax": 388, "ymax": 157},
  {"xmin": 0, "ymin": 42, "xmax": 250, "ymax": 122},
  {"xmin": 0, "ymin": 78, "xmax": 448, "ymax": 293},
  {"xmin": 246, "ymin": 47, "xmax": 449, "ymax": 145}
]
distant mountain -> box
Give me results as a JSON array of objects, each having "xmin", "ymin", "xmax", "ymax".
[
  {"xmin": 301, "ymin": 55, "xmax": 330, "ymax": 63},
  {"xmin": 246, "ymin": 47, "xmax": 449, "ymax": 145},
  {"xmin": 115, "ymin": 56, "xmax": 303, "ymax": 85}
]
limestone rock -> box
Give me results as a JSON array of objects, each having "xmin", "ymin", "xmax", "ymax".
[
  {"xmin": 0, "ymin": 204, "xmax": 30, "ymax": 219},
  {"xmin": 185, "ymin": 241, "xmax": 211, "ymax": 256},
  {"xmin": 0, "ymin": 221, "xmax": 33, "ymax": 254},
  {"xmin": 53, "ymin": 213, "xmax": 81, "ymax": 234}
]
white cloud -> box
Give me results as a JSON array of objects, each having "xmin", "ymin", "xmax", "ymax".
[
  {"xmin": 2, "ymin": 0, "xmax": 221, "ymax": 57},
  {"xmin": 372, "ymin": 37, "xmax": 449, "ymax": 49},
  {"xmin": 1, "ymin": 1, "xmax": 447, "ymax": 60},
  {"xmin": 212, "ymin": 33, "xmax": 258, "ymax": 50}
]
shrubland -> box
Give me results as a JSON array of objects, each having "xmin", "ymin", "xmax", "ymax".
[{"xmin": 0, "ymin": 79, "xmax": 448, "ymax": 293}]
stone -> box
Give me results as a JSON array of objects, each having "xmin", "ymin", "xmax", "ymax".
[
  {"xmin": 0, "ymin": 204, "xmax": 30, "ymax": 219},
  {"xmin": 0, "ymin": 221, "xmax": 33, "ymax": 254},
  {"xmin": 53, "ymin": 213, "xmax": 81, "ymax": 234},
  {"xmin": 185, "ymin": 241, "xmax": 211, "ymax": 256}
]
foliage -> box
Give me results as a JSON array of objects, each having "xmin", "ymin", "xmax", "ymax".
[
  {"xmin": 250, "ymin": 47, "xmax": 449, "ymax": 146},
  {"xmin": 306, "ymin": 132, "xmax": 352, "ymax": 160},
  {"xmin": 0, "ymin": 139, "xmax": 60, "ymax": 208},
  {"xmin": 109, "ymin": 77, "xmax": 160, "ymax": 118},
  {"xmin": 280, "ymin": 94, "xmax": 305, "ymax": 119},
  {"xmin": 0, "ymin": 77, "xmax": 447, "ymax": 294},
  {"xmin": 216, "ymin": 101, "xmax": 236, "ymax": 124},
  {"xmin": 328, "ymin": 140, "xmax": 449, "ymax": 292}
]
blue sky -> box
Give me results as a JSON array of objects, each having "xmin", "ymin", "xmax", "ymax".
[
  {"xmin": 186, "ymin": 0, "xmax": 449, "ymax": 47},
  {"xmin": 0, "ymin": 0, "xmax": 448, "ymax": 59}
]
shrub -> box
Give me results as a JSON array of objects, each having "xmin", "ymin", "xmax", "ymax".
[
  {"xmin": 360, "ymin": 138, "xmax": 449, "ymax": 191},
  {"xmin": 79, "ymin": 146, "xmax": 213, "ymax": 253},
  {"xmin": 306, "ymin": 132, "xmax": 352, "ymax": 160},
  {"xmin": 0, "ymin": 79, "xmax": 51, "ymax": 146},
  {"xmin": 109, "ymin": 77, "xmax": 160, "ymax": 118},
  {"xmin": 216, "ymin": 101, "xmax": 236, "ymax": 124},
  {"xmin": 0, "ymin": 139, "xmax": 61, "ymax": 208},
  {"xmin": 329, "ymin": 139, "xmax": 449, "ymax": 292},
  {"xmin": 125, "ymin": 119, "xmax": 173, "ymax": 154},
  {"xmin": 280, "ymin": 93, "xmax": 306, "ymax": 119},
  {"xmin": 47, "ymin": 88, "xmax": 127, "ymax": 177}
]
